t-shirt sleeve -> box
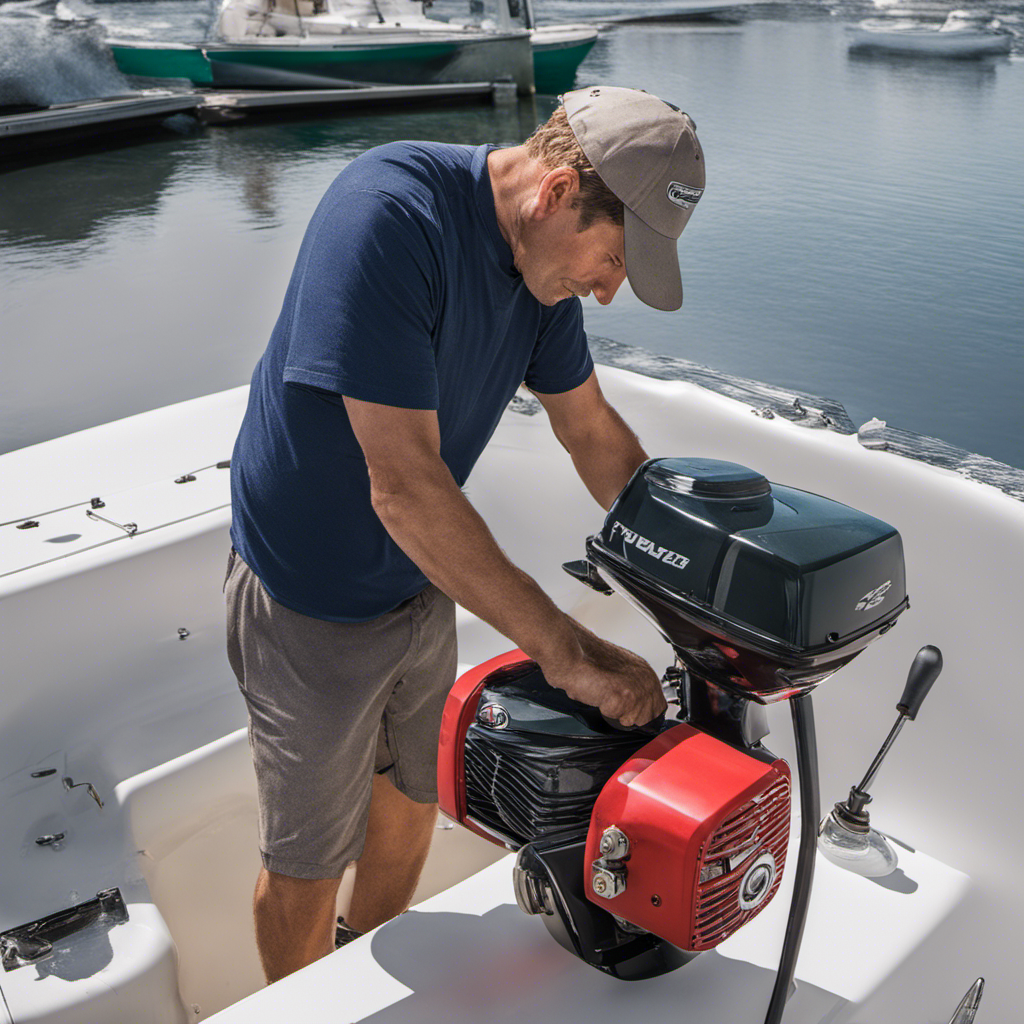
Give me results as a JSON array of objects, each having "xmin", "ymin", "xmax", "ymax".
[
  {"xmin": 523, "ymin": 296, "xmax": 594, "ymax": 395},
  {"xmin": 281, "ymin": 188, "xmax": 440, "ymax": 409}
]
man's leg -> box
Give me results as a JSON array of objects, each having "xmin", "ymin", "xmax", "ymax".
[
  {"xmin": 226, "ymin": 551, "xmax": 427, "ymax": 984},
  {"xmin": 253, "ymin": 869, "xmax": 342, "ymax": 984},
  {"xmin": 342, "ymin": 584, "xmax": 457, "ymax": 933},
  {"xmin": 345, "ymin": 773, "xmax": 438, "ymax": 933},
  {"xmin": 251, "ymin": 774, "xmax": 436, "ymax": 983}
]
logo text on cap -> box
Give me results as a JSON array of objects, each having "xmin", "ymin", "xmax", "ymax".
[{"xmin": 667, "ymin": 182, "xmax": 704, "ymax": 209}]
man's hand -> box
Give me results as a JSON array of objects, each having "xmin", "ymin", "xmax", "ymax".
[{"xmin": 541, "ymin": 619, "xmax": 667, "ymax": 728}]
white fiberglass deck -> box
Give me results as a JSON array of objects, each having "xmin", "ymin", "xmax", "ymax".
[
  {"xmin": 1, "ymin": 361, "xmax": 1021, "ymax": 1023},
  {"xmin": 206, "ymin": 846, "xmax": 970, "ymax": 1024}
]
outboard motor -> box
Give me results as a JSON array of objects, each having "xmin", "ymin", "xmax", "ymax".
[{"xmin": 438, "ymin": 459, "xmax": 908, "ymax": 1020}]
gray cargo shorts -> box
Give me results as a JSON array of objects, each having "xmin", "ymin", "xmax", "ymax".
[{"xmin": 224, "ymin": 548, "xmax": 457, "ymax": 880}]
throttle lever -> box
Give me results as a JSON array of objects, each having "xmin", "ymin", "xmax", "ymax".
[
  {"xmin": 818, "ymin": 645, "xmax": 945, "ymax": 880},
  {"xmin": 855, "ymin": 644, "xmax": 944, "ymax": 799},
  {"xmin": 898, "ymin": 644, "xmax": 943, "ymax": 721}
]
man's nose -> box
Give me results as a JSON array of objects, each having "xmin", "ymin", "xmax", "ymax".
[{"xmin": 593, "ymin": 265, "xmax": 628, "ymax": 305}]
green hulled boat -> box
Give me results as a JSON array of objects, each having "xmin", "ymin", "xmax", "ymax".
[
  {"xmin": 530, "ymin": 24, "xmax": 599, "ymax": 95},
  {"xmin": 108, "ymin": 0, "xmax": 598, "ymax": 95}
]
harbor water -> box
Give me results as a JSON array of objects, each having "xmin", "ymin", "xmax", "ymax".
[{"xmin": 1, "ymin": 0, "xmax": 1022, "ymax": 471}]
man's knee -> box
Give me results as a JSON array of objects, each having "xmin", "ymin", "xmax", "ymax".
[
  {"xmin": 256, "ymin": 867, "xmax": 344, "ymax": 912},
  {"xmin": 367, "ymin": 774, "xmax": 437, "ymax": 834}
]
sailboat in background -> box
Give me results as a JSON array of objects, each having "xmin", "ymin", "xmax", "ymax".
[{"xmin": 108, "ymin": 0, "xmax": 599, "ymax": 95}]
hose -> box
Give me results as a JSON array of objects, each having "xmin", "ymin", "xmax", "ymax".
[{"xmin": 763, "ymin": 693, "xmax": 819, "ymax": 1024}]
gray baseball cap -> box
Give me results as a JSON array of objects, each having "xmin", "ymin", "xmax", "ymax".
[{"xmin": 562, "ymin": 85, "xmax": 705, "ymax": 312}]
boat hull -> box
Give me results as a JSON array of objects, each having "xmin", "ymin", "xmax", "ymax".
[
  {"xmin": 109, "ymin": 31, "xmax": 537, "ymax": 94},
  {"xmin": 204, "ymin": 33, "xmax": 534, "ymax": 91},
  {"xmin": 108, "ymin": 41, "xmax": 216, "ymax": 86},
  {"xmin": 2, "ymin": 355, "xmax": 1023, "ymax": 1021},
  {"xmin": 847, "ymin": 25, "xmax": 1013, "ymax": 57},
  {"xmin": 108, "ymin": 24, "xmax": 595, "ymax": 95},
  {"xmin": 3, "ymin": 361, "xmax": 1022, "ymax": 1021},
  {"xmin": 529, "ymin": 24, "xmax": 598, "ymax": 94}
]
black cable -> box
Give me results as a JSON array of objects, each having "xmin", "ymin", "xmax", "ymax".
[{"xmin": 764, "ymin": 693, "xmax": 819, "ymax": 1024}]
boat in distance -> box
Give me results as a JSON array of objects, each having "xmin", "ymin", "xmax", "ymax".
[
  {"xmin": 847, "ymin": 9, "xmax": 1013, "ymax": 58},
  {"xmin": 107, "ymin": 0, "xmax": 598, "ymax": 95}
]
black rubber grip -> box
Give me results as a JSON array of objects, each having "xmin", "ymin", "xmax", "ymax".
[{"xmin": 897, "ymin": 645, "xmax": 943, "ymax": 720}]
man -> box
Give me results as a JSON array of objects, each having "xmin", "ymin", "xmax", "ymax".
[{"xmin": 225, "ymin": 85, "xmax": 706, "ymax": 984}]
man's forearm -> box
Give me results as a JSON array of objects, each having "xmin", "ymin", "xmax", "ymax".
[
  {"xmin": 566, "ymin": 402, "xmax": 647, "ymax": 510},
  {"xmin": 370, "ymin": 459, "xmax": 582, "ymax": 673}
]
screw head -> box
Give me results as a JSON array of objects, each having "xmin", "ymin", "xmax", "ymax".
[
  {"xmin": 591, "ymin": 865, "xmax": 626, "ymax": 898},
  {"xmin": 599, "ymin": 826, "xmax": 630, "ymax": 861}
]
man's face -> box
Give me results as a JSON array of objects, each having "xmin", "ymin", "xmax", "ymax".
[{"xmin": 513, "ymin": 202, "xmax": 628, "ymax": 308}]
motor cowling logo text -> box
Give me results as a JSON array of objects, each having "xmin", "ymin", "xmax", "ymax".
[{"xmin": 611, "ymin": 521, "xmax": 690, "ymax": 570}]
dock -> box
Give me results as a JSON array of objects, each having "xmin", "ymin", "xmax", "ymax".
[
  {"xmin": 0, "ymin": 81, "xmax": 517, "ymax": 160},
  {"xmin": 0, "ymin": 92, "xmax": 202, "ymax": 156},
  {"xmin": 197, "ymin": 80, "xmax": 517, "ymax": 124}
]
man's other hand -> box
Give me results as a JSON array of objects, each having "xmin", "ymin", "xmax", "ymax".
[{"xmin": 542, "ymin": 620, "xmax": 667, "ymax": 728}]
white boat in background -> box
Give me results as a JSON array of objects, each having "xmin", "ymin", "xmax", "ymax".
[
  {"xmin": 848, "ymin": 9, "xmax": 1013, "ymax": 58},
  {"xmin": 108, "ymin": 0, "xmax": 598, "ymax": 96},
  {"xmin": 208, "ymin": 0, "xmax": 595, "ymax": 91},
  {"xmin": 2, "ymin": 339, "xmax": 1022, "ymax": 1023}
]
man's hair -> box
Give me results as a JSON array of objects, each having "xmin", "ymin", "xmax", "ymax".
[{"xmin": 524, "ymin": 107, "xmax": 624, "ymax": 231}]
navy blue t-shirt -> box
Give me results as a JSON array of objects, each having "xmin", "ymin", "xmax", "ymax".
[{"xmin": 230, "ymin": 142, "xmax": 594, "ymax": 621}]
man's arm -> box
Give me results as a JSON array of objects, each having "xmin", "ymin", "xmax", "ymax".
[
  {"xmin": 531, "ymin": 370, "xmax": 648, "ymax": 511},
  {"xmin": 343, "ymin": 396, "xmax": 666, "ymax": 727}
]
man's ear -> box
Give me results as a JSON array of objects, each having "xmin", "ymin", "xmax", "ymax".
[{"xmin": 532, "ymin": 166, "xmax": 579, "ymax": 220}]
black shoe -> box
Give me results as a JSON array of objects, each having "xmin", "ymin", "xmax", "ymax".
[{"xmin": 335, "ymin": 916, "xmax": 365, "ymax": 949}]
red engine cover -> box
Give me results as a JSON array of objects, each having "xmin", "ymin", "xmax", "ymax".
[
  {"xmin": 437, "ymin": 649, "xmax": 531, "ymax": 845},
  {"xmin": 585, "ymin": 724, "xmax": 791, "ymax": 951}
]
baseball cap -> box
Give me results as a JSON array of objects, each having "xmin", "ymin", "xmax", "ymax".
[{"xmin": 562, "ymin": 85, "xmax": 705, "ymax": 312}]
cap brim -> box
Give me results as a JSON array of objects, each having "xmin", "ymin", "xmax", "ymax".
[{"xmin": 623, "ymin": 207, "xmax": 683, "ymax": 312}]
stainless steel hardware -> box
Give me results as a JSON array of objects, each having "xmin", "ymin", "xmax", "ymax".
[
  {"xmin": 591, "ymin": 825, "xmax": 630, "ymax": 898},
  {"xmin": 946, "ymin": 977, "xmax": 984, "ymax": 1024},
  {"xmin": 62, "ymin": 776, "xmax": 104, "ymax": 809},
  {"xmin": 1, "ymin": 933, "xmax": 53, "ymax": 969},
  {"xmin": 513, "ymin": 864, "xmax": 556, "ymax": 916},
  {"xmin": 598, "ymin": 826, "xmax": 630, "ymax": 861},
  {"xmin": 85, "ymin": 509, "xmax": 137, "ymax": 536},
  {"xmin": 1, "ymin": 888, "xmax": 128, "ymax": 972},
  {"xmin": 591, "ymin": 865, "xmax": 627, "ymax": 898}
]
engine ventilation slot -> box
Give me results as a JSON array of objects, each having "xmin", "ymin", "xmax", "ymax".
[{"xmin": 691, "ymin": 775, "xmax": 791, "ymax": 949}]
